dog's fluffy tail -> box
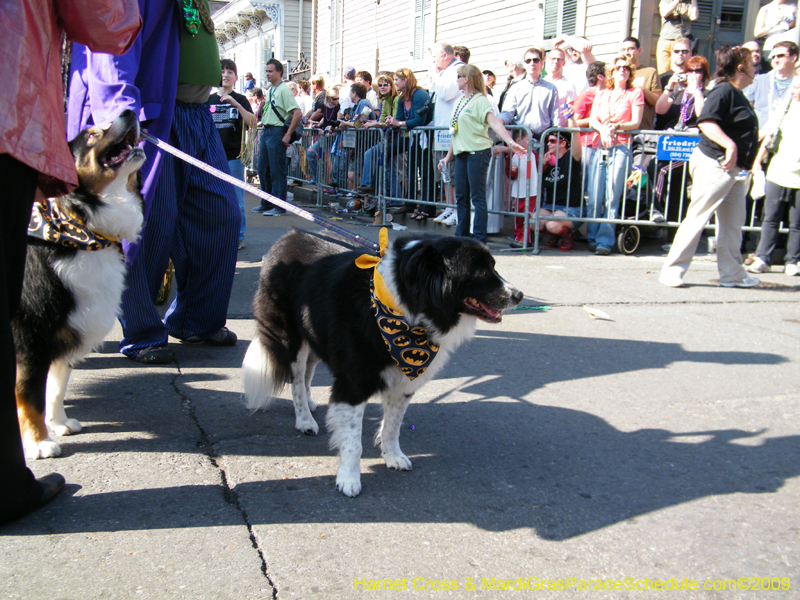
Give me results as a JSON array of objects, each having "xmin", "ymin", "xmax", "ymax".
[{"xmin": 242, "ymin": 338, "xmax": 285, "ymax": 411}]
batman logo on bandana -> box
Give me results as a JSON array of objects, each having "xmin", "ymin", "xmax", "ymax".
[
  {"xmin": 402, "ymin": 348, "xmax": 431, "ymax": 365},
  {"xmin": 379, "ymin": 317, "xmax": 406, "ymax": 335},
  {"xmin": 28, "ymin": 199, "xmax": 119, "ymax": 252},
  {"xmin": 393, "ymin": 336, "xmax": 411, "ymax": 347},
  {"xmin": 411, "ymin": 327, "xmax": 426, "ymax": 335}
]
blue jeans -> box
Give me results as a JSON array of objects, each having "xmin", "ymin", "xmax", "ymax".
[
  {"xmin": 228, "ymin": 159, "xmax": 245, "ymax": 241},
  {"xmin": 361, "ymin": 142, "xmax": 380, "ymax": 188},
  {"xmin": 454, "ymin": 149, "xmax": 492, "ymax": 242},
  {"xmin": 586, "ymin": 144, "xmax": 631, "ymax": 251},
  {"xmin": 258, "ymin": 126, "xmax": 288, "ymax": 211},
  {"xmin": 307, "ymin": 138, "xmax": 323, "ymax": 183}
]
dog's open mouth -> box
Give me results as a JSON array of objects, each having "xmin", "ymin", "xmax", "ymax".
[
  {"xmin": 463, "ymin": 298, "xmax": 503, "ymax": 323},
  {"xmin": 101, "ymin": 126, "xmax": 141, "ymax": 168}
]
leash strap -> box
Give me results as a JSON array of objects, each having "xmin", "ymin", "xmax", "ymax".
[{"xmin": 141, "ymin": 132, "xmax": 379, "ymax": 252}]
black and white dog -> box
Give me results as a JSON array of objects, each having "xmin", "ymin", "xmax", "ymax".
[
  {"xmin": 13, "ymin": 110, "xmax": 145, "ymax": 459},
  {"xmin": 242, "ymin": 229, "xmax": 522, "ymax": 496}
]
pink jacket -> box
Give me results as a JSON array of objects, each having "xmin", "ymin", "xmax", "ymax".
[{"xmin": 0, "ymin": 0, "xmax": 141, "ymax": 196}]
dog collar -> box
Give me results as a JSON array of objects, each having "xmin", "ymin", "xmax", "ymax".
[
  {"xmin": 356, "ymin": 228, "xmax": 439, "ymax": 380},
  {"xmin": 28, "ymin": 198, "xmax": 120, "ymax": 251}
]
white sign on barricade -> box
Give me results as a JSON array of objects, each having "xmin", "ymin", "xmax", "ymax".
[{"xmin": 434, "ymin": 129, "xmax": 451, "ymax": 152}]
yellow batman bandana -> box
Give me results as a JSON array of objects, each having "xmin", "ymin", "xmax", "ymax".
[
  {"xmin": 356, "ymin": 228, "xmax": 439, "ymax": 380},
  {"xmin": 28, "ymin": 198, "xmax": 119, "ymax": 251}
]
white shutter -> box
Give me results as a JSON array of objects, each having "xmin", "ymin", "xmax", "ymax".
[
  {"xmin": 413, "ymin": 0, "xmax": 434, "ymax": 63},
  {"xmin": 329, "ymin": 0, "xmax": 342, "ymax": 80}
]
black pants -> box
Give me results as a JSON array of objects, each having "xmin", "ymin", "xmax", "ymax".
[{"xmin": 0, "ymin": 154, "xmax": 41, "ymax": 522}]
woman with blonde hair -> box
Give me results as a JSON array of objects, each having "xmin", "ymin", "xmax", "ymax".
[
  {"xmin": 358, "ymin": 75, "xmax": 400, "ymax": 194},
  {"xmin": 385, "ymin": 68, "xmax": 434, "ymax": 216},
  {"xmin": 441, "ymin": 63, "xmax": 524, "ymax": 242},
  {"xmin": 586, "ymin": 55, "xmax": 644, "ymax": 255}
]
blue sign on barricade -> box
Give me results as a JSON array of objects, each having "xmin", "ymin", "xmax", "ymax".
[{"xmin": 657, "ymin": 135, "xmax": 700, "ymax": 161}]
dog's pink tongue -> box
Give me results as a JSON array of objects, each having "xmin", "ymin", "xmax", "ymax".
[
  {"xmin": 109, "ymin": 148, "xmax": 131, "ymax": 165},
  {"xmin": 482, "ymin": 303, "xmax": 501, "ymax": 319}
]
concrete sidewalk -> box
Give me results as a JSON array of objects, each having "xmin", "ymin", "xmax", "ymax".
[{"xmin": 3, "ymin": 190, "xmax": 799, "ymax": 599}]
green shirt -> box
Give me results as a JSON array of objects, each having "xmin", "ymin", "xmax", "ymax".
[
  {"xmin": 451, "ymin": 94, "xmax": 493, "ymax": 155},
  {"xmin": 262, "ymin": 82, "xmax": 300, "ymax": 126}
]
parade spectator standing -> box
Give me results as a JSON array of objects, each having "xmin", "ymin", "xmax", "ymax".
[
  {"xmin": 295, "ymin": 79, "xmax": 313, "ymax": 117},
  {"xmin": 359, "ymin": 75, "xmax": 399, "ymax": 195},
  {"xmin": 244, "ymin": 72, "xmax": 256, "ymax": 91},
  {"xmin": 653, "ymin": 55, "xmax": 710, "ymax": 223},
  {"xmin": 587, "ymin": 56, "xmax": 645, "ymax": 255},
  {"xmin": 454, "ymin": 45, "xmax": 471, "ymax": 64},
  {"xmin": 748, "ymin": 80, "xmax": 800, "ymax": 277},
  {"xmin": 621, "ymin": 37, "xmax": 662, "ymax": 131},
  {"xmin": 483, "ymin": 70, "xmax": 497, "ymax": 95},
  {"xmin": 755, "ymin": 0, "xmax": 797, "ymax": 53},
  {"xmin": 545, "ymin": 47, "xmax": 578, "ymax": 124},
  {"xmin": 385, "ymin": 68, "xmax": 434, "ymax": 217},
  {"xmin": 555, "ymin": 35, "xmax": 597, "ymax": 94},
  {"xmin": 499, "ymin": 47, "xmax": 559, "ymax": 143},
  {"xmin": 357, "ymin": 71, "xmax": 380, "ymax": 110},
  {"xmin": 498, "ymin": 59, "xmax": 526, "ymax": 112},
  {"xmin": 339, "ymin": 66, "xmax": 357, "ymax": 118},
  {"xmin": 657, "ymin": 0, "xmax": 699, "ymax": 74},
  {"xmin": 573, "ymin": 62, "xmax": 607, "ymax": 199},
  {"xmin": 209, "ymin": 59, "xmax": 253, "ymax": 249},
  {"xmin": 745, "ymin": 41, "xmax": 798, "ymax": 138},
  {"xmin": 658, "ymin": 37, "xmax": 693, "ymax": 92},
  {"xmin": 308, "ymin": 74, "xmax": 327, "ymax": 118},
  {"xmin": 494, "ymin": 129, "xmax": 538, "ymax": 245},
  {"xmin": 659, "ymin": 45, "xmax": 760, "ymax": 288},
  {"xmin": 441, "ymin": 64, "xmax": 524, "ymax": 244},
  {"xmin": 430, "ymin": 42, "xmax": 465, "ymax": 226},
  {"xmin": 0, "ymin": 0, "xmax": 140, "ymax": 528},
  {"xmin": 257, "ymin": 58, "xmax": 302, "ymax": 216},
  {"xmin": 742, "ymin": 41, "xmax": 773, "ymax": 76},
  {"xmin": 306, "ymin": 86, "xmax": 340, "ymax": 186}
]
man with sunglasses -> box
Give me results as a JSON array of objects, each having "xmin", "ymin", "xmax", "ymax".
[
  {"xmin": 498, "ymin": 47, "xmax": 559, "ymax": 143},
  {"xmin": 745, "ymin": 41, "xmax": 798, "ymax": 138},
  {"xmin": 658, "ymin": 37, "xmax": 692, "ymax": 91}
]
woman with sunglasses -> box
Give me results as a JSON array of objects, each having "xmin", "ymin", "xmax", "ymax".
[
  {"xmin": 587, "ymin": 57, "xmax": 644, "ymax": 255},
  {"xmin": 659, "ymin": 45, "xmax": 760, "ymax": 288},
  {"xmin": 358, "ymin": 76, "xmax": 399, "ymax": 195},
  {"xmin": 441, "ymin": 64, "xmax": 524, "ymax": 243}
]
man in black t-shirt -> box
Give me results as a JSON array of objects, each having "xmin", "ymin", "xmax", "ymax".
[
  {"xmin": 209, "ymin": 59, "xmax": 253, "ymax": 248},
  {"xmin": 539, "ymin": 126, "xmax": 584, "ymax": 251}
]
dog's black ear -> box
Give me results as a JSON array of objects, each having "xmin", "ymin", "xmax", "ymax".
[{"xmin": 397, "ymin": 242, "xmax": 450, "ymax": 318}]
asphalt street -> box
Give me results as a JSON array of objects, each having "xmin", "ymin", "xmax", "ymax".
[{"xmin": 2, "ymin": 188, "xmax": 799, "ymax": 599}]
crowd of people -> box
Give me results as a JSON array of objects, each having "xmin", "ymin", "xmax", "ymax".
[{"xmin": 1, "ymin": 0, "xmax": 799, "ymax": 526}]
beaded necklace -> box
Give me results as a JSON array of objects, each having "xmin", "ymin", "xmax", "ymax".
[{"xmin": 450, "ymin": 93, "xmax": 475, "ymax": 135}]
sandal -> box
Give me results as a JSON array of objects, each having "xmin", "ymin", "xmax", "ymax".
[
  {"xmin": 413, "ymin": 211, "xmax": 430, "ymax": 221},
  {"xmin": 129, "ymin": 346, "xmax": 174, "ymax": 364}
]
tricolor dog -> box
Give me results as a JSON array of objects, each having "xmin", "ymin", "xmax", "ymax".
[
  {"xmin": 242, "ymin": 228, "xmax": 522, "ymax": 496},
  {"xmin": 13, "ymin": 109, "xmax": 145, "ymax": 459}
]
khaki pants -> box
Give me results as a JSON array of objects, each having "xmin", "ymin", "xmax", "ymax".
[
  {"xmin": 661, "ymin": 149, "xmax": 749, "ymax": 285},
  {"xmin": 656, "ymin": 39, "xmax": 675, "ymax": 75}
]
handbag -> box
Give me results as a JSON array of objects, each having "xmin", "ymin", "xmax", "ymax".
[
  {"xmin": 764, "ymin": 97, "xmax": 792, "ymax": 157},
  {"xmin": 270, "ymin": 99, "xmax": 300, "ymax": 143}
]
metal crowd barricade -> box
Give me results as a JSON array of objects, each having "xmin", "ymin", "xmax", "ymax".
[{"xmin": 288, "ymin": 123, "xmax": 783, "ymax": 252}]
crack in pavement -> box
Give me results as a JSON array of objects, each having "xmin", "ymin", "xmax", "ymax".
[{"xmin": 169, "ymin": 362, "xmax": 279, "ymax": 599}]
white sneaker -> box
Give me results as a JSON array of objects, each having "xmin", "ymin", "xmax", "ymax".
[
  {"xmin": 746, "ymin": 257, "xmax": 769, "ymax": 273},
  {"xmin": 441, "ymin": 210, "xmax": 458, "ymax": 226},
  {"xmin": 720, "ymin": 276, "xmax": 760, "ymax": 288},
  {"xmin": 785, "ymin": 263, "xmax": 800, "ymax": 276},
  {"xmin": 433, "ymin": 207, "xmax": 454, "ymax": 223},
  {"xmin": 659, "ymin": 273, "xmax": 684, "ymax": 288}
]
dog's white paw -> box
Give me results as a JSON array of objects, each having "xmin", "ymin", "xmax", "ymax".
[
  {"xmin": 336, "ymin": 469, "xmax": 362, "ymax": 497},
  {"xmin": 295, "ymin": 415, "xmax": 319, "ymax": 436},
  {"xmin": 384, "ymin": 452, "xmax": 413, "ymax": 471},
  {"xmin": 24, "ymin": 439, "xmax": 62, "ymax": 460},
  {"xmin": 49, "ymin": 418, "xmax": 82, "ymax": 436}
]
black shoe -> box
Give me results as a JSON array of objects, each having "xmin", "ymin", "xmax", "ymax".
[
  {"xmin": 1, "ymin": 473, "xmax": 65, "ymax": 526},
  {"xmin": 181, "ymin": 327, "xmax": 237, "ymax": 347}
]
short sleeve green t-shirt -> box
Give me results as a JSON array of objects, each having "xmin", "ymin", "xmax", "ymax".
[
  {"xmin": 452, "ymin": 94, "xmax": 493, "ymax": 155},
  {"xmin": 262, "ymin": 82, "xmax": 300, "ymax": 126}
]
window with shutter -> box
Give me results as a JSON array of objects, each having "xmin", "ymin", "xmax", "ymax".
[
  {"xmin": 543, "ymin": 0, "xmax": 578, "ymax": 40},
  {"xmin": 329, "ymin": 0, "xmax": 342, "ymax": 81},
  {"xmin": 412, "ymin": 0, "xmax": 435, "ymax": 67}
]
